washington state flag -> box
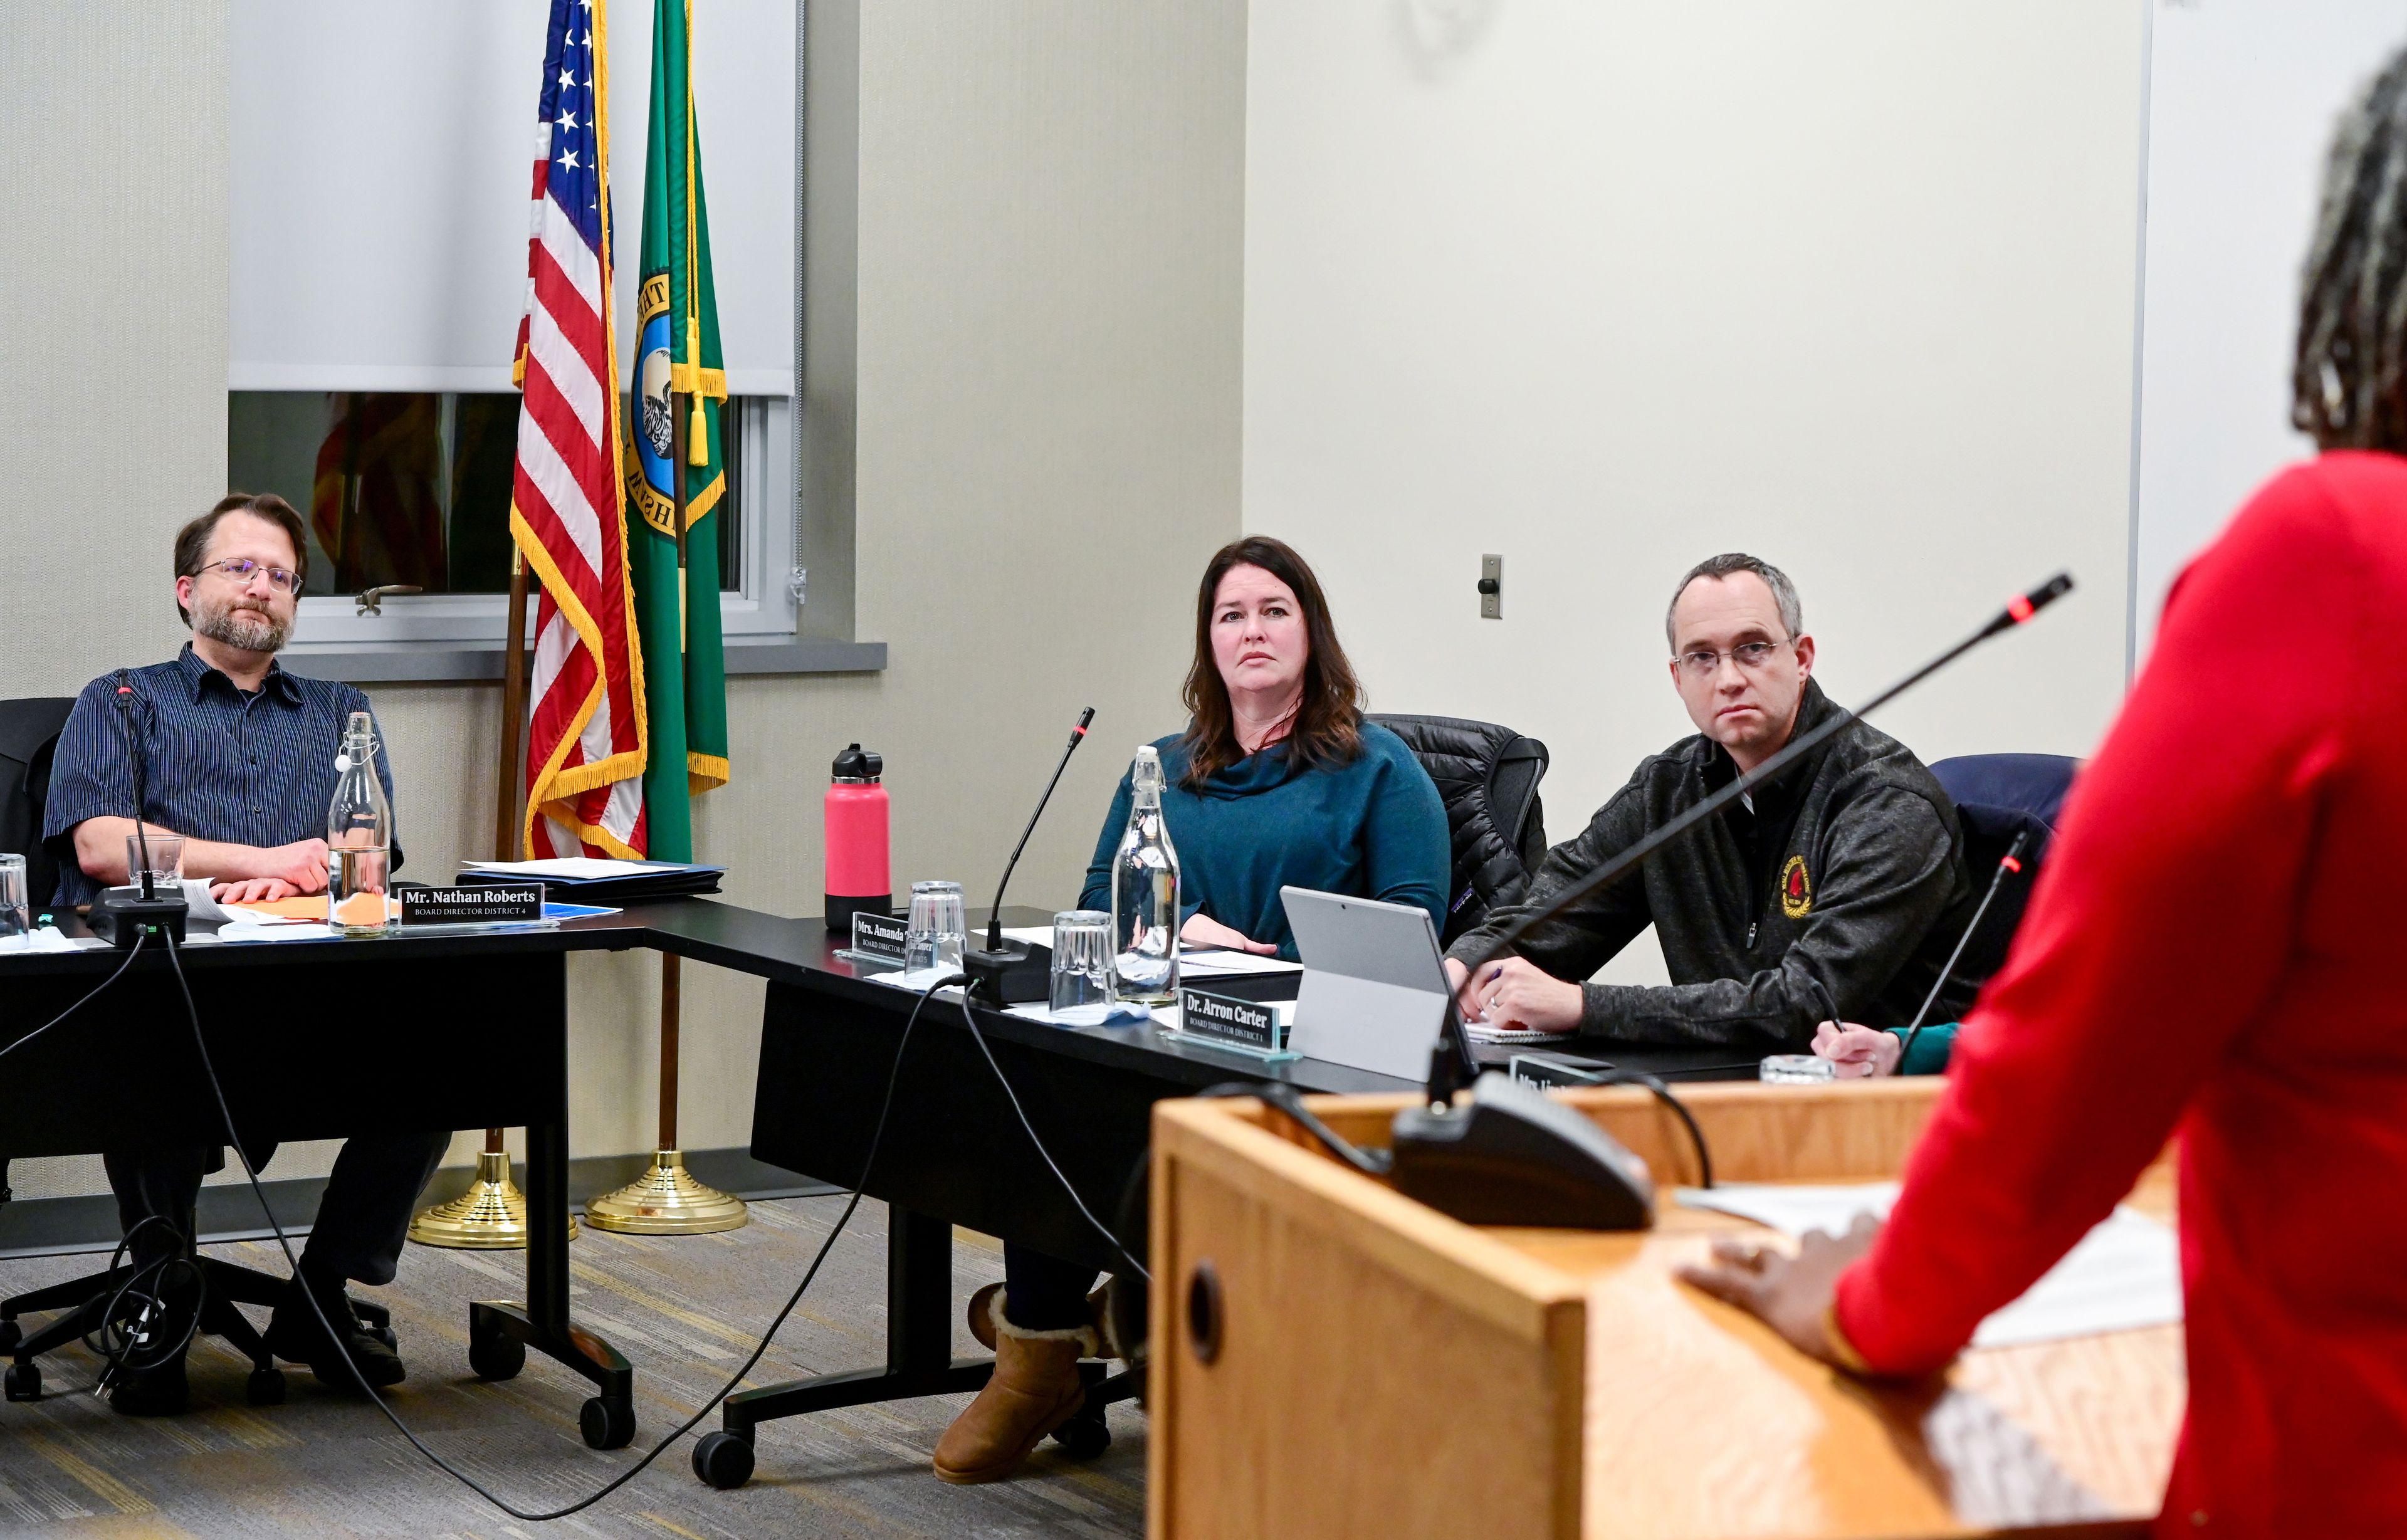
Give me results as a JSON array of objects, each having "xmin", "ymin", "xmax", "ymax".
[{"xmin": 622, "ymin": 0, "xmax": 730, "ymax": 861}]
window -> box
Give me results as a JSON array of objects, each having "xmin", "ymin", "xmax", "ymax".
[{"xmin": 230, "ymin": 392, "xmax": 795, "ymax": 645}]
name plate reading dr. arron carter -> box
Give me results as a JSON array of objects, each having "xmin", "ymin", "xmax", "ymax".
[{"xmin": 1172, "ymin": 985, "xmax": 1298, "ymax": 1062}]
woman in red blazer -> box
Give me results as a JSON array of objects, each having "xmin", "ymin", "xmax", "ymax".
[{"xmin": 1683, "ymin": 50, "xmax": 2407, "ymax": 1539}]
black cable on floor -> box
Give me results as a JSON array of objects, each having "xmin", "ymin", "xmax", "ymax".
[{"xmin": 157, "ymin": 929, "xmax": 952, "ymax": 1523}]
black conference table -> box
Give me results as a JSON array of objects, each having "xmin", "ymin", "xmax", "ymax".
[{"xmin": 0, "ymin": 897, "xmax": 1757, "ymax": 1474}]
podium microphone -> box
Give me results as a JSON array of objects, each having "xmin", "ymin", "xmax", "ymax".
[
  {"xmin": 963, "ymin": 707, "xmax": 1095, "ymax": 1008},
  {"xmin": 1390, "ymin": 574, "xmax": 2075, "ymax": 1227}
]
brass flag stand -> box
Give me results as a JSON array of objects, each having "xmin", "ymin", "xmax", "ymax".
[
  {"xmin": 408, "ymin": 552, "xmax": 579, "ymax": 1250},
  {"xmin": 584, "ymin": 389, "xmax": 747, "ymax": 1237}
]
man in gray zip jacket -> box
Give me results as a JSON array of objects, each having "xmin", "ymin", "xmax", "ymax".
[{"xmin": 1444, "ymin": 553, "xmax": 1973, "ymax": 1050}]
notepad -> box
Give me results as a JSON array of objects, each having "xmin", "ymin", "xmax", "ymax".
[{"xmin": 1677, "ymin": 1183, "xmax": 2183, "ymax": 1349}]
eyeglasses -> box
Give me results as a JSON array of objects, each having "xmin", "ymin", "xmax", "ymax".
[
  {"xmin": 1675, "ymin": 638, "xmax": 1788, "ymax": 678},
  {"xmin": 193, "ymin": 557, "xmax": 304, "ymax": 596}
]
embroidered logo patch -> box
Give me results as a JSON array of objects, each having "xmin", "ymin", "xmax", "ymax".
[{"xmin": 1780, "ymin": 854, "xmax": 1813, "ymax": 919}]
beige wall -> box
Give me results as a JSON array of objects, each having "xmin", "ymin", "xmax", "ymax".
[
  {"xmin": 1242, "ymin": 0, "xmax": 2149, "ymax": 986},
  {"xmin": 3, "ymin": 0, "xmax": 1247, "ymax": 1199}
]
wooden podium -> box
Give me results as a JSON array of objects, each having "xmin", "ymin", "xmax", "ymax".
[{"xmin": 1148, "ymin": 1081, "xmax": 2181, "ymax": 1539}]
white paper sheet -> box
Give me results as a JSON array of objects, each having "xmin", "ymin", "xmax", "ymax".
[
  {"xmin": 0, "ymin": 926, "xmax": 95, "ymax": 954},
  {"xmin": 1677, "ymin": 1183, "xmax": 2183, "ymax": 1349},
  {"xmin": 1178, "ymin": 950, "xmax": 1304, "ymax": 978},
  {"xmin": 216, "ymin": 921, "xmax": 336, "ymax": 944},
  {"xmin": 1000, "ymin": 926, "xmax": 1055, "ymax": 948}
]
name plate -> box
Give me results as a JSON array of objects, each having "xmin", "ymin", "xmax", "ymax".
[
  {"xmin": 1176, "ymin": 986, "xmax": 1288, "ymax": 1055},
  {"xmin": 849, "ymin": 910, "xmax": 908, "ymax": 963},
  {"xmin": 399, "ymin": 884, "xmax": 543, "ymax": 925}
]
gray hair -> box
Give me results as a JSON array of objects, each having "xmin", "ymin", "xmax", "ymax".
[
  {"xmin": 2295, "ymin": 46, "xmax": 2407, "ymax": 449},
  {"xmin": 1664, "ymin": 553, "xmax": 1802, "ymax": 651}
]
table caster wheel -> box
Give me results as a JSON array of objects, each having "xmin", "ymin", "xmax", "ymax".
[
  {"xmin": 4, "ymin": 1363, "xmax": 39, "ymax": 1402},
  {"xmin": 693, "ymin": 1430, "xmax": 755, "ymax": 1489},
  {"xmin": 468, "ymin": 1331, "xmax": 525, "ymax": 1382},
  {"xmin": 0, "ymin": 1321, "xmax": 20, "ymax": 1353},
  {"xmin": 580, "ymin": 1395, "xmax": 636, "ymax": 1450},
  {"xmin": 246, "ymin": 1367, "xmax": 285, "ymax": 1406},
  {"xmin": 1051, "ymin": 1413, "xmax": 1111, "ymax": 1459}
]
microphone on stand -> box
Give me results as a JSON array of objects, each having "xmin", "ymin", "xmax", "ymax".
[
  {"xmin": 1389, "ymin": 574, "xmax": 2075, "ymax": 1228},
  {"xmin": 1896, "ymin": 826, "xmax": 2032, "ymax": 1069},
  {"xmin": 92, "ymin": 673, "xmax": 189, "ymax": 949},
  {"xmin": 963, "ymin": 708, "xmax": 1096, "ymax": 1008}
]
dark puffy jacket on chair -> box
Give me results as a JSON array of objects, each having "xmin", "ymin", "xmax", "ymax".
[{"xmin": 1368, "ymin": 714, "xmax": 1549, "ymax": 946}]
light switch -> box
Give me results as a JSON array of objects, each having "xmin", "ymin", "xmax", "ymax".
[{"xmin": 1478, "ymin": 554, "xmax": 1502, "ymax": 619}]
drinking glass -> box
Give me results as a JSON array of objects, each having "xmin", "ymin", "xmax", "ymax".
[
  {"xmin": 124, "ymin": 833, "xmax": 184, "ymax": 897},
  {"xmin": 1048, "ymin": 909, "xmax": 1116, "ymax": 1024},
  {"xmin": 0, "ymin": 853, "xmax": 28, "ymax": 938},
  {"xmin": 1759, "ymin": 1054, "xmax": 1837, "ymax": 1084},
  {"xmin": 905, "ymin": 880, "xmax": 967, "ymax": 977}
]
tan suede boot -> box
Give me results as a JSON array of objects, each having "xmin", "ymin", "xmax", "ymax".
[
  {"xmin": 932, "ymin": 1301, "xmax": 1094, "ymax": 1484},
  {"xmin": 967, "ymin": 1281, "xmax": 1135, "ymax": 1361}
]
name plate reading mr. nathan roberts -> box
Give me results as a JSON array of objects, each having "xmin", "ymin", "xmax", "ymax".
[
  {"xmin": 1175, "ymin": 985, "xmax": 1290, "ymax": 1057},
  {"xmin": 399, "ymin": 884, "xmax": 544, "ymax": 925}
]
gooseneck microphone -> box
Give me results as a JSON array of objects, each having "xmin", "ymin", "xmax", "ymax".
[
  {"xmin": 1896, "ymin": 826, "xmax": 2032, "ymax": 1069},
  {"xmin": 963, "ymin": 707, "xmax": 1095, "ymax": 1007},
  {"xmin": 112, "ymin": 674, "xmax": 157, "ymax": 901},
  {"xmin": 93, "ymin": 674, "xmax": 189, "ymax": 948},
  {"xmin": 1431, "ymin": 572, "xmax": 2075, "ymax": 1104}
]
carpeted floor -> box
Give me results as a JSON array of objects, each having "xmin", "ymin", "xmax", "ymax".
[{"xmin": 0, "ymin": 1197, "xmax": 1145, "ymax": 1538}]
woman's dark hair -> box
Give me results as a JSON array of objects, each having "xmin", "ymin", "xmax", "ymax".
[
  {"xmin": 174, "ymin": 493, "xmax": 310, "ymax": 625},
  {"xmin": 1179, "ymin": 536, "xmax": 1364, "ymax": 787},
  {"xmin": 2295, "ymin": 49, "xmax": 2407, "ymax": 451}
]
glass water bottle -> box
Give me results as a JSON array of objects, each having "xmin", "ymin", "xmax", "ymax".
[
  {"xmin": 327, "ymin": 711, "xmax": 393, "ymax": 936},
  {"xmin": 1110, "ymin": 745, "xmax": 1180, "ymax": 1003}
]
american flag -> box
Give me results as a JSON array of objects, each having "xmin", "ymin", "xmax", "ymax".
[{"xmin": 511, "ymin": 0, "xmax": 649, "ymax": 858}]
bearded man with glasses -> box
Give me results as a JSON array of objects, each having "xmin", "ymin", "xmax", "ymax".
[
  {"xmin": 38, "ymin": 492, "xmax": 449, "ymax": 1416},
  {"xmin": 1444, "ymin": 552, "xmax": 1974, "ymax": 1049}
]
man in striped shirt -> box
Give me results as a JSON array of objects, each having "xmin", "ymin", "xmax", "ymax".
[{"xmin": 41, "ymin": 494, "xmax": 449, "ymax": 1417}]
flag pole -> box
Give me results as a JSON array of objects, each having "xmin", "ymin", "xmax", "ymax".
[
  {"xmin": 409, "ymin": 550, "xmax": 580, "ymax": 1249},
  {"xmin": 585, "ymin": 389, "xmax": 745, "ymax": 1235}
]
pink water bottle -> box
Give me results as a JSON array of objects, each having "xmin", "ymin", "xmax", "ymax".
[{"xmin": 824, "ymin": 743, "xmax": 890, "ymax": 935}]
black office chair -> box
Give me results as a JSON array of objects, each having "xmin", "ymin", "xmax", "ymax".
[
  {"xmin": 0, "ymin": 695, "xmax": 389, "ymax": 1408},
  {"xmin": 1368, "ymin": 714, "xmax": 1550, "ymax": 946},
  {"xmin": 1927, "ymin": 753, "xmax": 2081, "ymax": 998}
]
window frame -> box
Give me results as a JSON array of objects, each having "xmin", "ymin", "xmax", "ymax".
[{"xmin": 272, "ymin": 395, "xmax": 799, "ymax": 647}]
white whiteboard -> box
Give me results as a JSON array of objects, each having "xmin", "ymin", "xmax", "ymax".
[{"xmin": 2132, "ymin": 1, "xmax": 2407, "ymax": 664}]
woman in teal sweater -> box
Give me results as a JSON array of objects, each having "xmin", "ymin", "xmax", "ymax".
[{"xmin": 932, "ymin": 535, "xmax": 1447, "ymax": 1485}]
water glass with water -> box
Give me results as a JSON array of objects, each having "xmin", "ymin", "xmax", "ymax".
[
  {"xmin": 0, "ymin": 853, "xmax": 28, "ymax": 939},
  {"xmin": 124, "ymin": 833, "xmax": 184, "ymax": 898},
  {"xmin": 905, "ymin": 880, "xmax": 967, "ymax": 977},
  {"xmin": 1048, "ymin": 909, "xmax": 1116, "ymax": 1024}
]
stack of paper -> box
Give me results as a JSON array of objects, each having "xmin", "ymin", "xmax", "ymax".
[
  {"xmin": 458, "ymin": 857, "xmax": 722, "ymax": 902},
  {"xmin": 1677, "ymin": 1183, "xmax": 2184, "ymax": 1349}
]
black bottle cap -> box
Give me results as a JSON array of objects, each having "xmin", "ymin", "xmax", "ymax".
[{"xmin": 831, "ymin": 742, "xmax": 883, "ymax": 782}]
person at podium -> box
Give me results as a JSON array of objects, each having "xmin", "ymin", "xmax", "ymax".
[
  {"xmin": 1682, "ymin": 54, "xmax": 2407, "ymax": 1534},
  {"xmin": 1443, "ymin": 553, "xmax": 1974, "ymax": 1051},
  {"xmin": 931, "ymin": 534, "xmax": 1447, "ymax": 1484},
  {"xmin": 41, "ymin": 494, "xmax": 450, "ymax": 1416}
]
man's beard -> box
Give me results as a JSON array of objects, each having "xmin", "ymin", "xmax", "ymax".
[{"xmin": 194, "ymin": 597, "xmax": 289, "ymax": 654}]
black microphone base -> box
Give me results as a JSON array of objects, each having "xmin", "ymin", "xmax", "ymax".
[
  {"xmin": 963, "ymin": 940, "xmax": 1052, "ymax": 1008},
  {"xmin": 90, "ymin": 888, "xmax": 189, "ymax": 950}
]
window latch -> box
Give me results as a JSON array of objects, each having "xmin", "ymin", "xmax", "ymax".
[{"xmin": 355, "ymin": 584, "xmax": 424, "ymax": 617}]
